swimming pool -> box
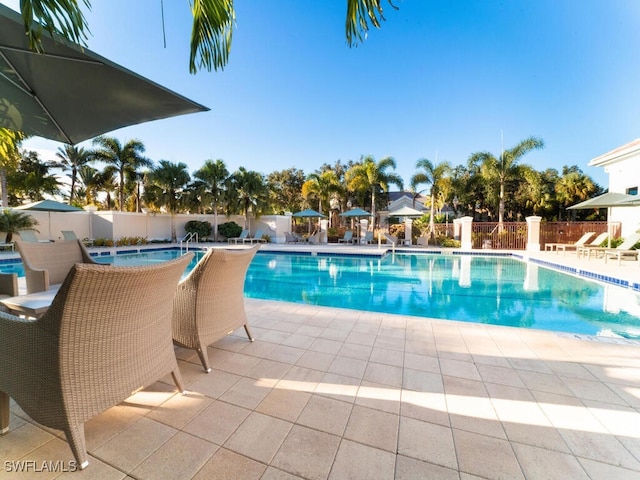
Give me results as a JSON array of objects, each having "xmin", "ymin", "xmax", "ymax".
[{"xmin": 5, "ymin": 249, "xmax": 640, "ymax": 339}]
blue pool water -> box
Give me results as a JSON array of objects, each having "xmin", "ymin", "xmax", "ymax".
[{"xmin": 5, "ymin": 249, "xmax": 640, "ymax": 339}]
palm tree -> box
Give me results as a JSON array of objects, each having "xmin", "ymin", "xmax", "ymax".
[
  {"xmin": 555, "ymin": 166, "xmax": 600, "ymax": 220},
  {"xmin": 227, "ymin": 167, "xmax": 268, "ymax": 229},
  {"xmin": 469, "ymin": 136, "xmax": 544, "ymax": 225},
  {"xmin": 0, "ymin": 130, "xmax": 23, "ymax": 208},
  {"xmin": 19, "ymin": 1, "xmax": 395, "ymax": 73},
  {"xmin": 345, "ymin": 155, "xmax": 404, "ymax": 227},
  {"xmin": 410, "ymin": 158, "xmax": 451, "ymax": 239},
  {"xmin": 143, "ymin": 160, "xmax": 191, "ymax": 242},
  {"xmin": 92, "ymin": 136, "xmax": 151, "ymax": 211},
  {"xmin": 0, "ymin": 209, "xmax": 38, "ymax": 242},
  {"xmin": 77, "ymin": 165, "xmax": 101, "ymax": 206},
  {"xmin": 56, "ymin": 144, "xmax": 93, "ymax": 204},
  {"xmin": 193, "ymin": 159, "xmax": 229, "ymax": 241},
  {"xmin": 301, "ymin": 171, "xmax": 342, "ymax": 215}
]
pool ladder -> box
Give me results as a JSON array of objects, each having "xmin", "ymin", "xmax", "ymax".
[{"xmin": 180, "ymin": 232, "xmax": 198, "ymax": 253}]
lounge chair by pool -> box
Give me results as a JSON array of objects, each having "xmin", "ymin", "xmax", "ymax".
[
  {"xmin": 545, "ymin": 231, "xmax": 595, "ymax": 254},
  {"xmin": 603, "ymin": 233, "xmax": 640, "ymax": 265},
  {"xmin": 338, "ymin": 231, "xmax": 354, "ymax": 244},
  {"xmin": 228, "ymin": 229, "xmax": 249, "ymax": 244}
]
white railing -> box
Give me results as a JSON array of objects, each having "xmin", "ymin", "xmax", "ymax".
[{"xmin": 180, "ymin": 232, "xmax": 198, "ymax": 253}]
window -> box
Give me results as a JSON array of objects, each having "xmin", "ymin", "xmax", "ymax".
[{"xmin": 626, "ymin": 186, "xmax": 638, "ymax": 195}]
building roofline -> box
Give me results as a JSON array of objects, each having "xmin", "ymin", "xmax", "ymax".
[{"xmin": 589, "ymin": 138, "xmax": 640, "ymax": 167}]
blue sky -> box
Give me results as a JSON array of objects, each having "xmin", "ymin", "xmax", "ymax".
[{"xmin": 6, "ymin": 0, "xmax": 640, "ymax": 189}]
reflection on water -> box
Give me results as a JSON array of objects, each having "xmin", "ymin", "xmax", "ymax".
[{"xmin": 245, "ymin": 253, "xmax": 640, "ymax": 339}]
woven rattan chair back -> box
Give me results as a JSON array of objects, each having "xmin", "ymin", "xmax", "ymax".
[{"xmin": 172, "ymin": 245, "xmax": 259, "ymax": 372}]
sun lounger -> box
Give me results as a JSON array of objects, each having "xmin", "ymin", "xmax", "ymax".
[
  {"xmin": 338, "ymin": 231, "xmax": 354, "ymax": 243},
  {"xmin": 306, "ymin": 231, "xmax": 322, "ymax": 244},
  {"xmin": 245, "ymin": 229, "xmax": 267, "ymax": 244},
  {"xmin": 61, "ymin": 230, "xmax": 94, "ymax": 246},
  {"xmin": 582, "ymin": 232, "xmax": 640, "ymax": 262},
  {"xmin": 545, "ymin": 232, "xmax": 594, "ymax": 254},
  {"xmin": 18, "ymin": 230, "xmax": 51, "ymax": 243},
  {"xmin": 285, "ymin": 232, "xmax": 300, "ymax": 243},
  {"xmin": 602, "ymin": 233, "xmax": 640, "ymax": 265},
  {"xmin": 228, "ymin": 229, "xmax": 249, "ymax": 244}
]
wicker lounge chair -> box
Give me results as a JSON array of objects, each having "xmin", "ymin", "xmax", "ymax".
[
  {"xmin": 173, "ymin": 246, "xmax": 259, "ymax": 372},
  {"xmin": 16, "ymin": 239, "xmax": 100, "ymax": 294},
  {"xmin": 306, "ymin": 231, "xmax": 322, "ymax": 244},
  {"xmin": 284, "ymin": 232, "xmax": 300, "ymax": 243},
  {"xmin": 0, "ymin": 253, "xmax": 193, "ymax": 469}
]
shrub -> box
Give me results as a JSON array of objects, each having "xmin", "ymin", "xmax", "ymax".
[
  {"xmin": 437, "ymin": 236, "xmax": 461, "ymax": 248},
  {"xmin": 92, "ymin": 238, "xmax": 114, "ymax": 247},
  {"xmin": 218, "ymin": 221, "xmax": 242, "ymax": 239},
  {"xmin": 115, "ymin": 236, "xmax": 148, "ymax": 246},
  {"xmin": 185, "ymin": 220, "xmax": 212, "ymax": 239}
]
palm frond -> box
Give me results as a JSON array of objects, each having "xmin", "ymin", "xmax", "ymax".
[
  {"xmin": 345, "ymin": 0, "xmax": 398, "ymax": 46},
  {"xmin": 189, "ymin": 0, "xmax": 234, "ymax": 73},
  {"xmin": 21, "ymin": 0, "xmax": 91, "ymax": 53}
]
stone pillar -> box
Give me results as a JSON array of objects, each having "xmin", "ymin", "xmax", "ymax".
[
  {"xmin": 320, "ymin": 219, "xmax": 329, "ymax": 244},
  {"xmin": 526, "ymin": 216, "xmax": 542, "ymax": 252},
  {"xmin": 460, "ymin": 216, "xmax": 473, "ymax": 250},
  {"xmin": 404, "ymin": 218, "xmax": 413, "ymax": 245},
  {"xmin": 453, "ymin": 218, "xmax": 462, "ymax": 240}
]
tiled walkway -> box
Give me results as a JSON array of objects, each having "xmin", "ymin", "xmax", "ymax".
[{"xmin": 3, "ymin": 296, "xmax": 640, "ymax": 479}]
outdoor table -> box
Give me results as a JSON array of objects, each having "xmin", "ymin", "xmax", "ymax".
[{"xmin": 0, "ymin": 284, "xmax": 60, "ymax": 319}]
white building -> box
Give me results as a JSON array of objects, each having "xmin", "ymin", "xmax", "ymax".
[{"xmin": 589, "ymin": 138, "xmax": 640, "ymax": 237}]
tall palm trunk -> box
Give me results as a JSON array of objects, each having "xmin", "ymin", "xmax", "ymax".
[
  {"xmin": 370, "ymin": 186, "xmax": 376, "ymax": 228},
  {"xmin": 0, "ymin": 168, "xmax": 7, "ymax": 208}
]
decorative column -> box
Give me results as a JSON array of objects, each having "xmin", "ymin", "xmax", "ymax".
[
  {"xmin": 460, "ymin": 216, "xmax": 473, "ymax": 250},
  {"xmin": 526, "ymin": 216, "xmax": 542, "ymax": 252}
]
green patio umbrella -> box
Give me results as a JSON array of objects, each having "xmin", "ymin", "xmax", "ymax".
[
  {"xmin": 0, "ymin": 4, "xmax": 208, "ymax": 144},
  {"xmin": 567, "ymin": 192, "xmax": 639, "ymax": 247},
  {"xmin": 292, "ymin": 209, "xmax": 326, "ymax": 233},
  {"xmin": 15, "ymin": 200, "xmax": 83, "ymax": 240},
  {"xmin": 339, "ymin": 208, "xmax": 371, "ymax": 242}
]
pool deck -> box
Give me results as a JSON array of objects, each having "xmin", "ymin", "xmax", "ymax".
[{"xmin": 3, "ymin": 244, "xmax": 640, "ymax": 479}]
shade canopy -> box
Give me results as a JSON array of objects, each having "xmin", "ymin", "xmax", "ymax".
[
  {"xmin": 292, "ymin": 209, "xmax": 326, "ymax": 218},
  {"xmin": 0, "ymin": 4, "xmax": 209, "ymax": 145},
  {"xmin": 339, "ymin": 208, "xmax": 370, "ymax": 218},
  {"xmin": 567, "ymin": 192, "xmax": 638, "ymax": 209},
  {"xmin": 14, "ymin": 200, "xmax": 82, "ymax": 212},
  {"xmin": 388, "ymin": 206, "xmax": 425, "ymax": 218}
]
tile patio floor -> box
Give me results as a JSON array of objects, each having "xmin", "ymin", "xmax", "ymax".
[{"xmin": 2, "ymin": 248, "xmax": 640, "ymax": 479}]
